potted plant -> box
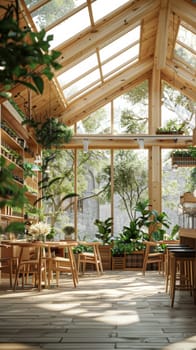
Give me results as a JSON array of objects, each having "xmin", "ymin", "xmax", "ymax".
[
  {"xmin": 94, "ymin": 217, "xmax": 113, "ymax": 270},
  {"xmin": 117, "ymin": 218, "xmax": 145, "ymax": 270},
  {"xmin": 111, "ymin": 240, "xmax": 126, "ymax": 270},
  {"xmin": 171, "ymin": 146, "xmax": 196, "ymax": 167},
  {"xmin": 156, "ymin": 120, "xmax": 186, "ymax": 135},
  {"xmin": 63, "ymin": 225, "xmax": 75, "ymax": 240}
]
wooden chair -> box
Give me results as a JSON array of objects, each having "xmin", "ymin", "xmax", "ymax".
[
  {"xmin": 0, "ymin": 244, "xmax": 17, "ymax": 288},
  {"xmin": 48, "ymin": 244, "xmax": 78, "ymax": 288},
  {"xmin": 142, "ymin": 241, "xmax": 164, "ymax": 276},
  {"xmin": 13, "ymin": 242, "xmax": 47, "ymax": 291},
  {"xmin": 77, "ymin": 242, "xmax": 103, "ymax": 275}
]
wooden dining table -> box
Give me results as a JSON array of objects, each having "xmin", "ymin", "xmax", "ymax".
[{"xmin": 1, "ymin": 240, "xmax": 78, "ymax": 291}]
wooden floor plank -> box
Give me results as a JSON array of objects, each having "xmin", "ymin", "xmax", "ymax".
[{"xmin": 0, "ymin": 271, "xmax": 195, "ymax": 350}]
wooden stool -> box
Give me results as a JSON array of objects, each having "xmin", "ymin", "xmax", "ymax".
[
  {"xmin": 169, "ymin": 248, "xmax": 196, "ymax": 307},
  {"xmin": 165, "ymin": 244, "xmax": 189, "ymax": 293}
]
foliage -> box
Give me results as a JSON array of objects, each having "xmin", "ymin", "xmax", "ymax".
[
  {"xmin": 156, "ymin": 119, "xmax": 186, "ymax": 134},
  {"xmin": 0, "ymin": 156, "xmax": 27, "ymax": 235},
  {"xmin": 162, "ymin": 82, "xmax": 195, "ymax": 135},
  {"xmin": 23, "ymin": 162, "xmax": 41, "ymax": 178},
  {"xmin": 0, "ymin": 1, "xmax": 62, "ymax": 96},
  {"xmin": 94, "ymin": 217, "xmax": 113, "ymax": 245},
  {"xmin": 97, "ymin": 151, "xmax": 148, "ymax": 220},
  {"xmin": 171, "ymin": 146, "xmax": 196, "ymax": 158},
  {"xmin": 73, "ymin": 244, "xmax": 93, "ymax": 254},
  {"xmin": 33, "ymin": 150, "xmax": 79, "ymax": 228},
  {"xmin": 63, "ymin": 225, "xmax": 75, "ymax": 236},
  {"xmin": 120, "ymin": 81, "xmax": 148, "ymax": 133},
  {"xmin": 22, "ymin": 117, "xmax": 73, "ymax": 149},
  {"xmin": 24, "ymin": 0, "xmax": 74, "ymax": 29},
  {"xmin": 135, "ymin": 200, "xmax": 171, "ymax": 241},
  {"xmin": 114, "ymin": 200, "xmax": 171, "ymax": 252},
  {"xmin": 111, "ymin": 240, "xmax": 126, "ymax": 257}
]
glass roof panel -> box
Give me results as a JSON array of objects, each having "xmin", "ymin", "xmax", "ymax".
[
  {"xmin": 92, "ymin": 0, "xmax": 130, "ymax": 22},
  {"xmin": 175, "ymin": 24, "xmax": 196, "ymax": 68},
  {"xmin": 24, "ymin": 0, "xmax": 43, "ymax": 9},
  {"xmin": 57, "ymin": 54, "xmax": 98, "ymax": 86},
  {"xmin": 177, "ymin": 25, "xmax": 196, "ymax": 50},
  {"xmin": 46, "ymin": 7, "xmax": 91, "ymax": 49},
  {"xmin": 63, "ymin": 69, "xmax": 100, "ymax": 99},
  {"xmin": 29, "ymin": 1, "xmax": 86, "ymax": 30},
  {"xmin": 175, "ymin": 43, "xmax": 196, "ymax": 68},
  {"xmin": 100, "ymin": 26, "xmax": 140, "ymax": 61},
  {"xmin": 102, "ymin": 44, "xmax": 139, "ymax": 76}
]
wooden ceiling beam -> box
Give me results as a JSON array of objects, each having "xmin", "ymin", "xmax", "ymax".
[
  {"xmin": 171, "ymin": 0, "xmax": 196, "ymax": 28},
  {"xmin": 61, "ymin": 58, "xmax": 153, "ymax": 126},
  {"xmin": 155, "ymin": 0, "xmax": 170, "ymax": 69}
]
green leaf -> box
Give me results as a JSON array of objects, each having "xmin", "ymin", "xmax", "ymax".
[{"xmin": 32, "ymin": 75, "xmax": 44, "ymax": 94}]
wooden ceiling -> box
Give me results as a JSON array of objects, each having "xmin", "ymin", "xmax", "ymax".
[{"xmin": 1, "ymin": 0, "xmax": 196, "ymax": 127}]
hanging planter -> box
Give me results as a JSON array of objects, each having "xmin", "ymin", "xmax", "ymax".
[
  {"xmin": 156, "ymin": 120, "xmax": 186, "ymax": 135},
  {"xmin": 171, "ymin": 148, "xmax": 196, "ymax": 167},
  {"xmin": 22, "ymin": 117, "xmax": 73, "ymax": 149}
]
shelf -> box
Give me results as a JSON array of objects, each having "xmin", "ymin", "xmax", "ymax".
[
  {"xmin": 1, "ymin": 128, "xmax": 24, "ymax": 150},
  {"xmin": 0, "ymin": 101, "xmax": 40, "ymax": 226}
]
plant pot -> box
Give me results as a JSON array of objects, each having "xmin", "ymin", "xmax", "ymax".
[
  {"xmin": 172, "ymin": 155, "xmax": 196, "ymax": 167},
  {"xmin": 125, "ymin": 250, "xmax": 144, "ymax": 270},
  {"xmin": 112, "ymin": 255, "xmax": 125, "ymax": 270},
  {"xmin": 99, "ymin": 245, "xmax": 112, "ymax": 270}
]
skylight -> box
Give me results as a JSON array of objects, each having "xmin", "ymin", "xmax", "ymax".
[
  {"xmin": 58, "ymin": 25, "xmax": 140, "ymax": 102},
  {"xmin": 174, "ymin": 23, "xmax": 196, "ymax": 69}
]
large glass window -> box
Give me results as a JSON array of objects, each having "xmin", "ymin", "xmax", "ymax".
[
  {"xmin": 76, "ymin": 150, "xmax": 111, "ymax": 240},
  {"xmin": 113, "ymin": 81, "xmax": 148, "ymax": 134},
  {"xmin": 162, "ymin": 149, "xmax": 195, "ymax": 230},
  {"xmin": 161, "ymin": 81, "xmax": 195, "ymax": 135},
  {"xmin": 113, "ymin": 150, "xmax": 148, "ymax": 235}
]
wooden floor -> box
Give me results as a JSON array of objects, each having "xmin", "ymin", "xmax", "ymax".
[{"xmin": 0, "ymin": 270, "xmax": 196, "ymax": 350}]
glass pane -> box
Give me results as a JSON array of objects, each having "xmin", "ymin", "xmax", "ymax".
[
  {"xmin": 63, "ymin": 69, "xmax": 100, "ymax": 99},
  {"xmin": 24, "ymin": 0, "xmax": 41, "ymax": 8},
  {"xmin": 175, "ymin": 43, "xmax": 196, "ymax": 68},
  {"xmin": 161, "ymin": 82, "xmax": 195, "ymax": 135},
  {"xmin": 100, "ymin": 26, "xmax": 140, "ymax": 61},
  {"xmin": 77, "ymin": 104, "xmax": 111, "ymax": 134},
  {"xmin": 177, "ymin": 25, "xmax": 196, "ymax": 51},
  {"xmin": 92, "ymin": 0, "xmax": 130, "ymax": 22},
  {"xmin": 113, "ymin": 150, "xmax": 148, "ymax": 236},
  {"xmin": 77, "ymin": 150, "xmax": 111, "ymax": 240},
  {"xmin": 175, "ymin": 24, "xmax": 196, "ymax": 68},
  {"xmin": 113, "ymin": 81, "xmax": 149, "ymax": 134},
  {"xmin": 42, "ymin": 149, "xmax": 75, "ymax": 240},
  {"xmin": 46, "ymin": 7, "xmax": 90, "ymax": 49},
  {"xmin": 57, "ymin": 54, "xmax": 98, "ymax": 87},
  {"xmin": 162, "ymin": 149, "xmax": 195, "ymax": 231},
  {"xmin": 102, "ymin": 45, "xmax": 139, "ymax": 76}
]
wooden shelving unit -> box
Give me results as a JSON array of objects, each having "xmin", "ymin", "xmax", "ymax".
[{"xmin": 0, "ymin": 101, "xmax": 40, "ymax": 231}]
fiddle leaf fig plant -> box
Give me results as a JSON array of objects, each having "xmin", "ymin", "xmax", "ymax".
[{"xmin": 0, "ymin": 0, "xmax": 62, "ymax": 96}]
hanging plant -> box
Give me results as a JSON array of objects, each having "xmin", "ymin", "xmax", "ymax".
[
  {"xmin": 171, "ymin": 146, "xmax": 196, "ymax": 167},
  {"xmin": 0, "ymin": 1, "xmax": 62, "ymax": 97},
  {"xmin": 22, "ymin": 117, "xmax": 73, "ymax": 149}
]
